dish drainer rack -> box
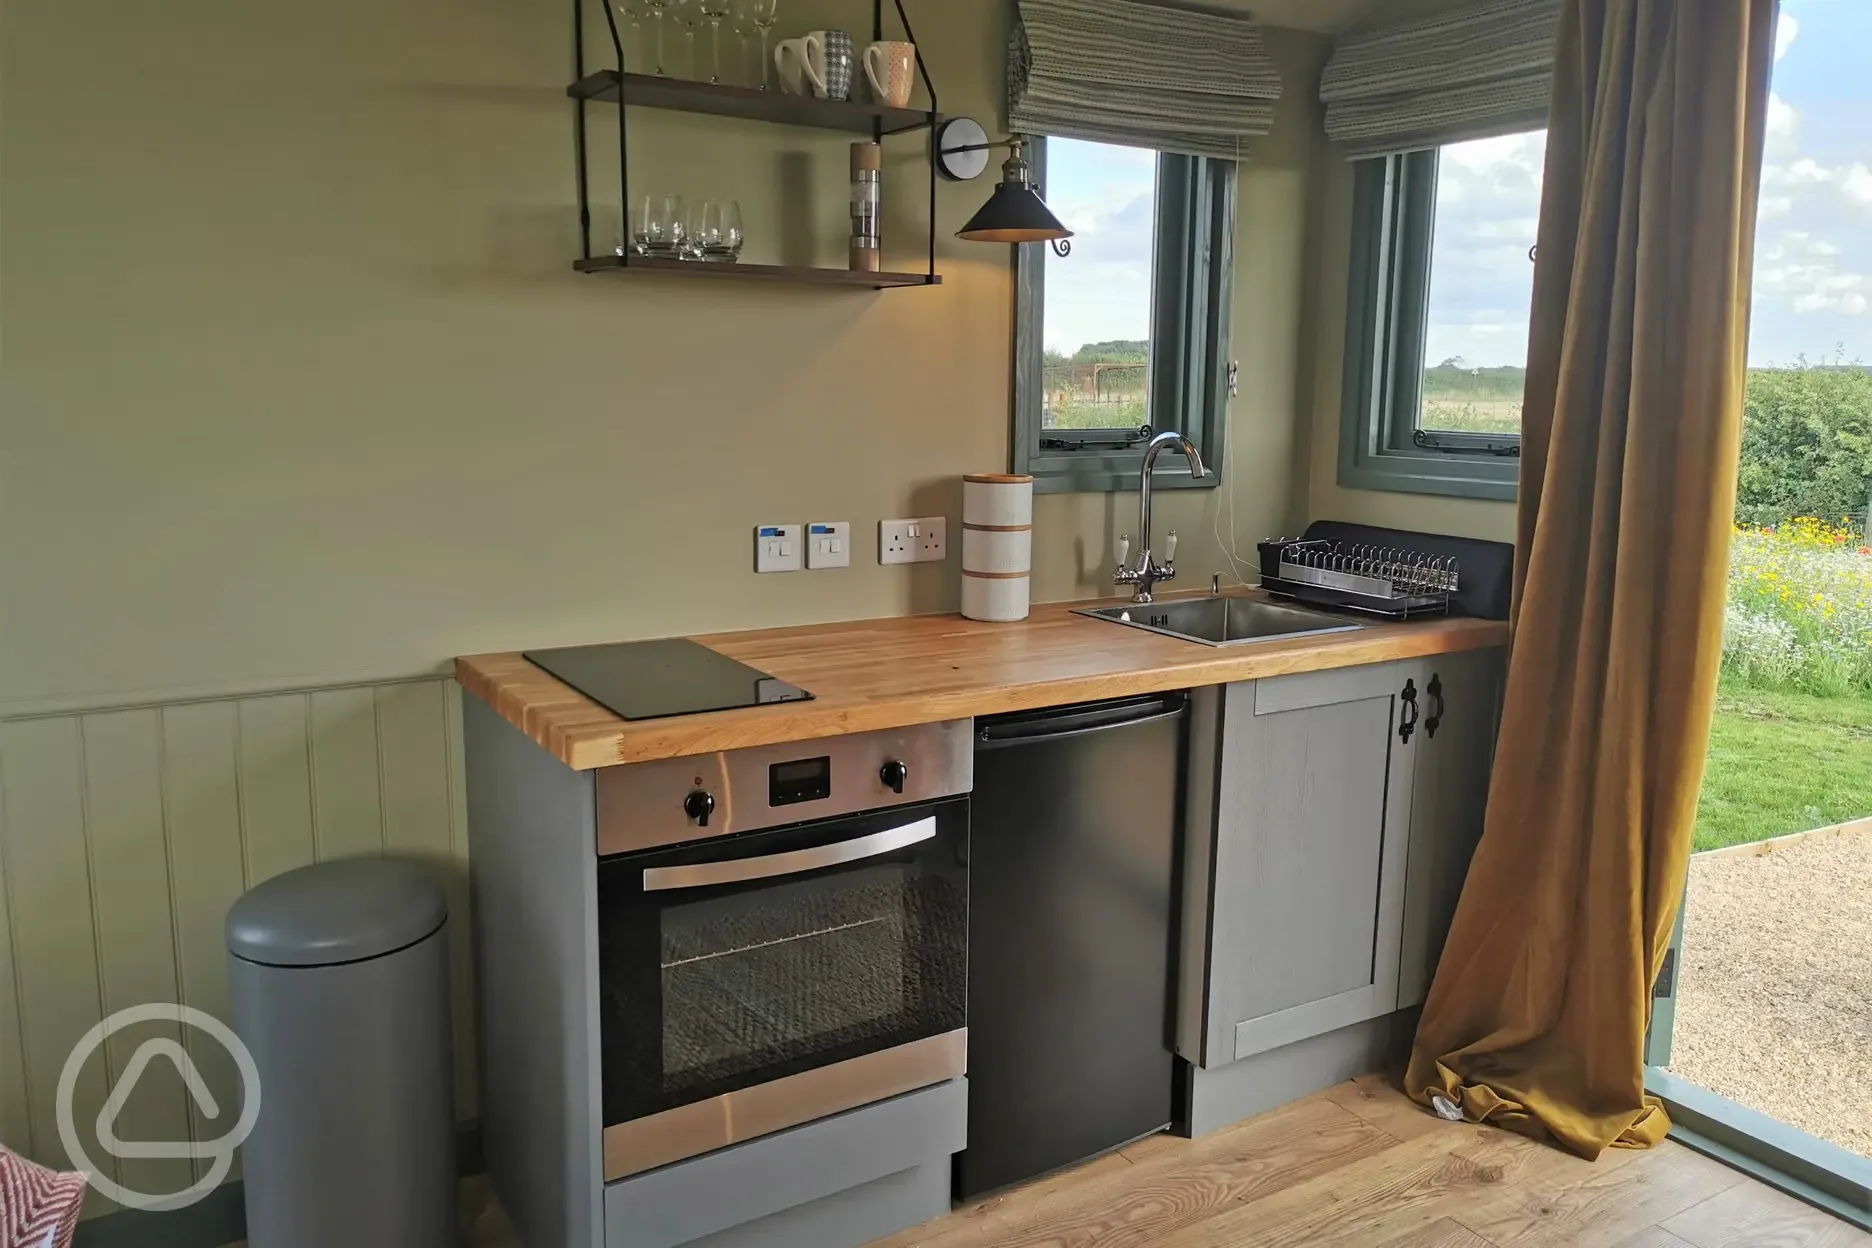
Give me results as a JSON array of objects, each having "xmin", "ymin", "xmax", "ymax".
[{"xmin": 1257, "ymin": 538, "xmax": 1460, "ymax": 618}]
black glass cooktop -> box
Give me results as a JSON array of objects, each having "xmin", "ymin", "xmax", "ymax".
[{"xmin": 523, "ymin": 639, "xmax": 814, "ymax": 722}]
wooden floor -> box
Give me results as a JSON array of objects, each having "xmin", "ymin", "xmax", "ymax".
[
  {"xmin": 869, "ymin": 1076, "xmax": 1869, "ymax": 1248},
  {"xmin": 228, "ymin": 1077, "xmax": 1871, "ymax": 1248}
]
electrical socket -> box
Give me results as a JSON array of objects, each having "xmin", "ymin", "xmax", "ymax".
[{"xmin": 879, "ymin": 517, "xmax": 947, "ymax": 565}]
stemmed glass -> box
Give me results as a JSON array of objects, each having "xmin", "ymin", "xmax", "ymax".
[
  {"xmin": 744, "ymin": 0, "xmax": 778, "ymax": 89},
  {"xmin": 642, "ymin": 0, "xmax": 672, "ymax": 74},
  {"xmin": 730, "ymin": 1, "xmax": 759, "ymax": 87},
  {"xmin": 698, "ymin": 0, "xmax": 731, "ymax": 84},
  {"xmin": 671, "ymin": 0, "xmax": 701, "ymax": 78}
]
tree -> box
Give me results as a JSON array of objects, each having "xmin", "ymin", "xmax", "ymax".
[{"xmin": 1736, "ymin": 358, "xmax": 1872, "ymax": 529}]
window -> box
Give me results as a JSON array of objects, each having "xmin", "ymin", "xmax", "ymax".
[
  {"xmin": 1013, "ymin": 137, "xmax": 1236, "ymax": 494},
  {"xmin": 1339, "ymin": 131, "xmax": 1548, "ymax": 501}
]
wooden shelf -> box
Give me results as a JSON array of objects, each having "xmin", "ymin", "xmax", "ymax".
[
  {"xmin": 568, "ymin": 71, "xmax": 936, "ymax": 136},
  {"xmin": 575, "ymin": 254, "xmax": 940, "ymax": 288}
]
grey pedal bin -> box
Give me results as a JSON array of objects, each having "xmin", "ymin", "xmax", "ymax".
[{"xmin": 227, "ymin": 858, "xmax": 456, "ymax": 1247}]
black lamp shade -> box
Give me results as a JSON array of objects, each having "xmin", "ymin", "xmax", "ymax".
[{"xmin": 956, "ymin": 183, "xmax": 1073, "ymax": 244}]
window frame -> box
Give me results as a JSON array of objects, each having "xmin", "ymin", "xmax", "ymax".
[
  {"xmin": 1337, "ymin": 149, "xmax": 1525, "ymax": 502},
  {"xmin": 1012, "ymin": 139, "xmax": 1236, "ymax": 495}
]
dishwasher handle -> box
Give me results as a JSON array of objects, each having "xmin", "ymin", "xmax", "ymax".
[{"xmin": 976, "ymin": 692, "xmax": 1187, "ymax": 748}]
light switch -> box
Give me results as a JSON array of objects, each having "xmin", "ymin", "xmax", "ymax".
[
  {"xmin": 807, "ymin": 522, "xmax": 852, "ymax": 569},
  {"xmin": 755, "ymin": 524, "xmax": 803, "ymax": 573}
]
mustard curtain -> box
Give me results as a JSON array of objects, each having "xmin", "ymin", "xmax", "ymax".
[{"xmin": 1404, "ymin": 0, "xmax": 1777, "ymax": 1159}]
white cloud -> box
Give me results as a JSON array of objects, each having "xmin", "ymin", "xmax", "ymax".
[
  {"xmin": 1759, "ymin": 195, "xmax": 1794, "ymax": 220},
  {"xmin": 1775, "ymin": 13, "xmax": 1798, "ymax": 63},
  {"xmin": 1843, "ymin": 164, "xmax": 1872, "ymax": 208},
  {"xmin": 1765, "ymin": 93, "xmax": 1799, "ymax": 158}
]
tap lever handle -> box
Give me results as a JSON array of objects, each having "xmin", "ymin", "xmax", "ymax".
[
  {"xmin": 1163, "ymin": 531, "xmax": 1178, "ymax": 563},
  {"xmin": 1116, "ymin": 535, "xmax": 1131, "ymax": 569}
]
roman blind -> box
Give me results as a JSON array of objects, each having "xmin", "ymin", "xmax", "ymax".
[
  {"xmin": 1007, "ymin": 0, "xmax": 1282, "ymax": 162},
  {"xmin": 1320, "ymin": 0, "xmax": 1561, "ymax": 157}
]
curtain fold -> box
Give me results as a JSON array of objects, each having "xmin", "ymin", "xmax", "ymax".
[
  {"xmin": 1404, "ymin": 0, "xmax": 1777, "ymax": 1159},
  {"xmin": 1320, "ymin": 0, "xmax": 1561, "ymax": 156},
  {"xmin": 1006, "ymin": 0, "xmax": 1281, "ymax": 161}
]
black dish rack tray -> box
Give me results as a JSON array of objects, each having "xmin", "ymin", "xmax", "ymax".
[{"xmin": 1257, "ymin": 538, "xmax": 1460, "ymax": 619}]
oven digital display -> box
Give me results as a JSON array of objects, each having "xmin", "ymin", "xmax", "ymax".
[{"xmin": 768, "ymin": 756, "xmax": 831, "ymax": 806}]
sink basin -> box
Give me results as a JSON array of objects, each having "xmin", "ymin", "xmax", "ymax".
[{"xmin": 1076, "ymin": 596, "xmax": 1365, "ymax": 646}]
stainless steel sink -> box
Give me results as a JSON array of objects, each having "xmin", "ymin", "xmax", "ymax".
[{"xmin": 1075, "ymin": 596, "xmax": 1365, "ymax": 646}]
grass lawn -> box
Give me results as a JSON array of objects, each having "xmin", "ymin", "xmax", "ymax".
[{"xmin": 1695, "ymin": 685, "xmax": 1872, "ymax": 851}]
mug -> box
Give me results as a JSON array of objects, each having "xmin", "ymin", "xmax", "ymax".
[
  {"xmin": 863, "ymin": 40, "xmax": 915, "ymax": 108},
  {"xmin": 802, "ymin": 29, "xmax": 854, "ymax": 101},
  {"xmin": 772, "ymin": 38, "xmax": 811, "ymax": 95}
]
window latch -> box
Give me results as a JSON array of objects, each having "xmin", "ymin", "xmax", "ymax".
[
  {"xmin": 1039, "ymin": 424, "xmax": 1153, "ymax": 452},
  {"xmin": 1412, "ymin": 430, "xmax": 1521, "ymax": 458},
  {"xmin": 1226, "ymin": 361, "xmax": 1239, "ymax": 398}
]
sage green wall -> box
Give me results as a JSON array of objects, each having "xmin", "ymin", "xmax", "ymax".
[
  {"xmin": 0, "ymin": 0, "xmax": 1329, "ymax": 1205},
  {"xmin": 1, "ymin": 0, "xmax": 1322, "ymax": 716}
]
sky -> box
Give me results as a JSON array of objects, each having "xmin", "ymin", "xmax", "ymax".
[
  {"xmin": 1040, "ymin": 140, "xmax": 1158, "ymax": 358},
  {"xmin": 1043, "ymin": 0, "xmax": 1872, "ymax": 370}
]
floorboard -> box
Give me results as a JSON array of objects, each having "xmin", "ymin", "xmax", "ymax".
[{"xmin": 215, "ymin": 1079, "xmax": 1869, "ymax": 1248}]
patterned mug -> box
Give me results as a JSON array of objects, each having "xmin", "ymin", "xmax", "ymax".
[
  {"xmin": 863, "ymin": 40, "xmax": 915, "ymax": 108},
  {"xmin": 802, "ymin": 29, "xmax": 854, "ymax": 101}
]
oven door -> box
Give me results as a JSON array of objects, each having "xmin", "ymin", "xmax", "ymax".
[{"xmin": 596, "ymin": 796, "xmax": 968, "ymax": 1179}]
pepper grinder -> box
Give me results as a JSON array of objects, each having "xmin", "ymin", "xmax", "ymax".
[{"xmin": 850, "ymin": 140, "xmax": 881, "ymax": 272}]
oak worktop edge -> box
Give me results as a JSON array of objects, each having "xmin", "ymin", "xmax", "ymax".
[{"xmin": 456, "ymin": 593, "xmax": 1508, "ymax": 770}]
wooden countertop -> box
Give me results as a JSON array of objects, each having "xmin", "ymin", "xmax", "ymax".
[{"xmin": 456, "ymin": 591, "xmax": 1508, "ymax": 770}]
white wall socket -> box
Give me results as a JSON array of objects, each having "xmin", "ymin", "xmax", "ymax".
[{"xmin": 879, "ymin": 517, "xmax": 947, "ymax": 565}]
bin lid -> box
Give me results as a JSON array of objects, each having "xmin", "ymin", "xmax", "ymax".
[{"xmin": 226, "ymin": 858, "xmax": 448, "ymax": 967}]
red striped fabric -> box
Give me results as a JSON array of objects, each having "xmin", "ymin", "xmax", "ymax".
[{"xmin": 0, "ymin": 1146, "xmax": 86, "ymax": 1248}]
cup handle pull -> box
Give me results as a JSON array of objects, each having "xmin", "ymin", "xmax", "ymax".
[
  {"xmin": 801, "ymin": 34, "xmax": 828, "ymax": 95},
  {"xmin": 863, "ymin": 45, "xmax": 887, "ymax": 101}
]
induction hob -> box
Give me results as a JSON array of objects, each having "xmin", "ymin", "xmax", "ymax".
[{"xmin": 522, "ymin": 639, "xmax": 814, "ymax": 722}]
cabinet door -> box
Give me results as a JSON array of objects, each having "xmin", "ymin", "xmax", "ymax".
[
  {"xmin": 1397, "ymin": 648, "xmax": 1505, "ymax": 1008},
  {"xmin": 1190, "ymin": 661, "xmax": 1423, "ymax": 1067}
]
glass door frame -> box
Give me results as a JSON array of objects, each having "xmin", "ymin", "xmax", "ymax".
[{"xmin": 1645, "ymin": 883, "xmax": 1871, "ymax": 1228}]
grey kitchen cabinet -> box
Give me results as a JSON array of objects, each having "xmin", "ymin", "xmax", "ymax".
[
  {"xmin": 1396, "ymin": 647, "xmax": 1505, "ymax": 1008},
  {"xmin": 1176, "ymin": 650, "xmax": 1503, "ymax": 1071}
]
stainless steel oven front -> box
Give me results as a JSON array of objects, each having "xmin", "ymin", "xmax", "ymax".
[{"xmin": 594, "ymin": 721, "xmax": 971, "ymax": 1180}]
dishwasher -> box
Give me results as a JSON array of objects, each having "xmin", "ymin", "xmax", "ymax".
[{"xmin": 957, "ymin": 691, "xmax": 1188, "ymax": 1199}]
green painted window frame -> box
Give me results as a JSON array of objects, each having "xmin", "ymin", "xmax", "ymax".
[
  {"xmin": 1337, "ymin": 151, "xmax": 1521, "ymax": 502},
  {"xmin": 1012, "ymin": 140, "xmax": 1236, "ymax": 495}
]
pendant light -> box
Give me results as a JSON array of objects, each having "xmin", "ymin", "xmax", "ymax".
[{"xmin": 937, "ymin": 120, "xmax": 1074, "ymax": 256}]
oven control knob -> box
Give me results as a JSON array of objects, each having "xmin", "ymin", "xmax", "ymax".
[
  {"xmin": 683, "ymin": 790, "xmax": 716, "ymax": 827},
  {"xmin": 879, "ymin": 760, "xmax": 909, "ymax": 795}
]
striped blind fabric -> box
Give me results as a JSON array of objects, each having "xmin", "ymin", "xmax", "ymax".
[
  {"xmin": 1007, "ymin": 0, "xmax": 1282, "ymax": 162},
  {"xmin": 1320, "ymin": 0, "xmax": 1561, "ymax": 157}
]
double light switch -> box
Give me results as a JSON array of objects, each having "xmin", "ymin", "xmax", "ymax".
[{"xmin": 756, "ymin": 522, "xmax": 851, "ymax": 572}]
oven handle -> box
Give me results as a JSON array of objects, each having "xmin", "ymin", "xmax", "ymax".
[{"xmin": 641, "ymin": 816, "xmax": 938, "ymax": 892}]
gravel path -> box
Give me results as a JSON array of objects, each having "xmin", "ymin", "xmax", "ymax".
[{"xmin": 1669, "ymin": 821, "xmax": 1872, "ymax": 1158}]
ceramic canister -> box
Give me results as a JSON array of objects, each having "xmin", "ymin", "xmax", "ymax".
[{"xmin": 961, "ymin": 473, "xmax": 1033, "ymax": 623}]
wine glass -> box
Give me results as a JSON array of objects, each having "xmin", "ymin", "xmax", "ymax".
[
  {"xmin": 729, "ymin": 0, "xmax": 759, "ymax": 86},
  {"xmin": 670, "ymin": 0, "xmax": 701, "ymax": 78},
  {"xmin": 698, "ymin": 0, "xmax": 731, "ymax": 83},
  {"xmin": 744, "ymin": 0, "xmax": 778, "ymax": 89},
  {"xmin": 634, "ymin": 193, "xmax": 685, "ymax": 257},
  {"xmin": 642, "ymin": 0, "xmax": 672, "ymax": 74},
  {"xmin": 696, "ymin": 200, "xmax": 744, "ymax": 262}
]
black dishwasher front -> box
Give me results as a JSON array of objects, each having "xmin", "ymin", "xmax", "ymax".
[{"xmin": 958, "ymin": 691, "xmax": 1188, "ymax": 1198}]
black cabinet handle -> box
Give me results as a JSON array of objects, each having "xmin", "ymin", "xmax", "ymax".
[
  {"xmin": 1425, "ymin": 674, "xmax": 1445, "ymax": 739},
  {"xmin": 1399, "ymin": 679, "xmax": 1419, "ymax": 745}
]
